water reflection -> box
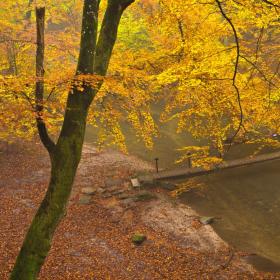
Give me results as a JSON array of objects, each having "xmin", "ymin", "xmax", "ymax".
[{"xmin": 179, "ymin": 160, "xmax": 280, "ymax": 271}]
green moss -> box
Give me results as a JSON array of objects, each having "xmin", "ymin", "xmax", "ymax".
[{"xmin": 132, "ymin": 233, "xmax": 147, "ymax": 245}]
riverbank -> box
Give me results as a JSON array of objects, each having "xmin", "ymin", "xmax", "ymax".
[{"xmin": 0, "ymin": 141, "xmax": 279, "ymax": 279}]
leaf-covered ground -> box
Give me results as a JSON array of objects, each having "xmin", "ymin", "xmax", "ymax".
[{"xmin": 0, "ymin": 141, "xmax": 280, "ymax": 279}]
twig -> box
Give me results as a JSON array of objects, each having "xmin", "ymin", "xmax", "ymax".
[
  {"xmin": 255, "ymin": 27, "xmax": 264, "ymax": 60},
  {"xmin": 267, "ymin": 60, "xmax": 280, "ymax": 108},
  {"xmin": 240, "ymin": 55, "xmax": 279, "ymax": 89},
  {"xmin": 21, "ymin": 91, "xmax": 35, "ymax": 109},
  {"xmin": 159, "ymin": 0, "xmax": 186, "ymax": 57},
  {"xmin": 261, "ymin": 0, "xmax": 280, "ymax": 9},
  {"xmin": 213, "ymin": 247, "xmax": 235, "ymax": 273},
  {"xmin": 0, "ymin": 38, "xmax": 36, "ymax": 45}
]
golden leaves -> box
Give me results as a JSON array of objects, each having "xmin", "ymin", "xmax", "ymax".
[{"xmin": 0, "ymin": 0, "xmax": 279, "ymax": 159}]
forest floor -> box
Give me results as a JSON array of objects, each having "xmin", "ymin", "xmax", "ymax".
[{"xmin": 1, "ymin": 141, "xmax": 280, "ymax": 280}]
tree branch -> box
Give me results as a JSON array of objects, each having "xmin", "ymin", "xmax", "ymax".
[
  {"xmin": 261, "ymin": 0, "xmax": 280, "ymax": 9},
  {"xmin": 159, "ymin": 0, "xmax": 186, "ymax": 57},
  {"xmin": 255, "ymin": 27, "xmax": 264, "ymax": 60},
  {"xmin": 267, "ymin": 60, "xmax": 280, "ymax": 108},
  {"xmin": 94, "ymin": 0, "xmax": 135, "ymax": 76},
  {"xmin": 215, "ymin": 0, "xmax": 243, "ymax": 152},
  {"xmin": 240, "ymin": 54, "xmax": 279, "ymax": 88}
]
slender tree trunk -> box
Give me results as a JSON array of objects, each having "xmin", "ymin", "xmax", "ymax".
[
  {"xmin": 25, "ymin": 0, "xmax": 33, "ymax": 22},
  {"xmin": 7, "ymin": 42, "xmax": 17, "ymax": 75},
  {"xmin": 11, "ymin": 0, "xmax": 134, "ymax": 279}
]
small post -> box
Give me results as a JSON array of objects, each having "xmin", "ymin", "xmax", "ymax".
[
  {"xmin": 154, "ymin": 157, "xmax": 159, "ymax": 173},
  {"xmin": 187, "ymin": 152, "xmax": 192, "ymax": 168}
]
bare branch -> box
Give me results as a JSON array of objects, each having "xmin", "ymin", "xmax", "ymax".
[
  {"xmin": 21, "ymin": 91, "xmax": 35, "ymax": 108},
  {"xmin": 240, "ymin": 54, "xmax": 279, "ymax": 88},
  {"xmin": 268, "ymin": 60, "xmax": 280, "ymax": 108},
  {"xmin": 0, "ymin": 38, "xmax": 35, "ymax": 45},
  {"xmin": 255, "ymin": 27, "xmax": 264, "ymax": 60},
  {"xmin": 215, "ymin": 0, "xmax": 243, "ymax": 151},
  {"xmin": 159, "ymin": 0, "xmax": 186, "ymax": 56},
  {"xmin": 261, "ymin": 0, "xmax": 280, "ymax": 9}
]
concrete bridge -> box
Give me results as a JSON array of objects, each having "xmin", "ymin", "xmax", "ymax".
[{"xmin": 138, "ymin": 150, "xmax": 280, "ymax": 183}]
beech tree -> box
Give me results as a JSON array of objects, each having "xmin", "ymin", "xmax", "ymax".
[
  {"xmin": 136, "ymin": 0, "xmax": 280, "ymax": 165},
  {"xmin": 10, "ymin": 0, "xmax": 134, "ymax": 278},
  {"xmin": 1, "ymin": 0, "xmax": 279, "ymax": 160},
  {"xmin": 0, "ymin": 0, "xmax": 278, "ymax": 277}
]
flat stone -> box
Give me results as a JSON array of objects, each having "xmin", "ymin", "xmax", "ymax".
[
  {"xmin": 105, "ymin": 178, "xmax": 124, "ymax": 187},
  {"xmin": 131, "ymin": 178, "xmax": 141, "ymax": 188},
  {"xmin": 78, "ymin": 195, "xmax": 91, "ymax": 205},
  {"xmin": 118, "ymin": 193, "xmax": 130, "ymax": 200},
  {"xmin": 81, "ymin": 187, "xmax": 97, "ymax": 195},
  {"xmin": 107, "ymin": 186, "xmax": 120, "ymax": 193},
  {"xmin": 120, "ymin": 198, "xmax": 136, "ymax": 208},
  {"xmin": 97, "ymin": 187, "xmax": 106, "ymax": 194},
  {"xmin": 133, "ymin": 191, "xmax": 157, "ymax": 202},
  {"xmin": 102, "ymin": 194, "xmax": 113, "ymax": 199},
  {"xmin": 69, "ymin": 250, "xmax": 83, "ymax": 257},
  {"xmin": 111, "ymin": 189, "xmax": 126, "ymax": 196},
  {"xmin": 199, "ymin": 216, "xmax": 215, "ymax": 225}
]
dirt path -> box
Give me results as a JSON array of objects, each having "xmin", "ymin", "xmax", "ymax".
[{"xmin": 0, "ymin": 142, "xmax": 279, "ymax": 279}]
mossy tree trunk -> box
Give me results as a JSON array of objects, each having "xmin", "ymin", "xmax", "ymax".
[{"xmin": 10, "ymin": 0, "xmax": 134, "ymax": 279}]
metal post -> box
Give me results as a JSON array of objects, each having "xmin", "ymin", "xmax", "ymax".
[
  {"xmin": 154, "ymin": 158, "xmax": 159, "ymax": 173},
  {"xmin": 187, "ymin": 152, "xmax": 192, "ymax": 168}
]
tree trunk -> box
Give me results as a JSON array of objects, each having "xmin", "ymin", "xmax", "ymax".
[
  {"xmin": 11, "ymin": 0, "xmax": 134, "ymax": 279},
  {"xmin": 10, "ymin": 30, "xmax": 92, "ymax": 280},
  {"xmin": 10, "ymin": 1, "xmax": 98, "ymax": 278},
  {"xmin": 10, "ymin": 103, "xmax": 88, "ymax": 279}
]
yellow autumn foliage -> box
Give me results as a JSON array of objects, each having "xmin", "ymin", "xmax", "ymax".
[{"xmin": 0, "ymin": 0, "xmax": 279, "ymax": 166}]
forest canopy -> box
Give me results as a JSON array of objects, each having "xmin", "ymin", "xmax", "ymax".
[{"xmin": 0, "ymin": 0, "xmax": 279, "ymax": 166}]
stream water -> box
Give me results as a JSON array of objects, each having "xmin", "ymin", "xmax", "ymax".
[
  {"xmin": 85, "ymin": 117, "xmax": 280, "ymax": 272},
  {"xmin": 178, "ymin": 160, "xmax": 280, "ymax": 272}
]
